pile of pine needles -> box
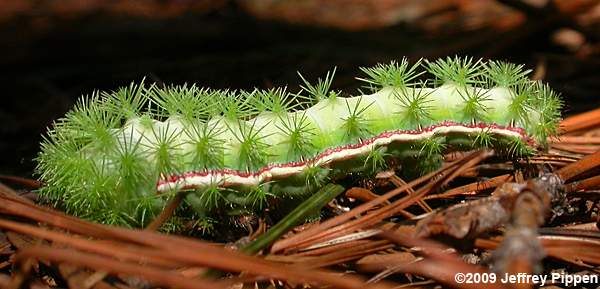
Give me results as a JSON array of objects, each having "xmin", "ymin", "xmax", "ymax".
[{"xmin": 1, "ymin": 108, "xmax": 600, "ymax": 289}]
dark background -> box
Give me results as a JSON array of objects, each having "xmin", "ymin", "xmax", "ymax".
[{"xmin": 1, "ymin": 0, "xmax": 599, "ymax": 177}]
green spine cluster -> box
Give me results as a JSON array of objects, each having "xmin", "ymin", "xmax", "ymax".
[{"xmin": 36, "ymin": 57, "xmax": 562, "ymax": 228}]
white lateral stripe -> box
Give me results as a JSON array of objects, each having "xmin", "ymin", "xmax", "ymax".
[{"xmin": 157, "ymin": 125, "xmax": 525, "ymax": 192}]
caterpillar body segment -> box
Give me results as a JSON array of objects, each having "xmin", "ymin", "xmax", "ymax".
[{"xmin": 36, "ymin": 57, "xmax": 562, "ymax": 227}]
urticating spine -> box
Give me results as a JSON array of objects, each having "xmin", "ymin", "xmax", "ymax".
[{"xmin": 36, "ymin": 57, "xmax": 562, "ymax": 227}]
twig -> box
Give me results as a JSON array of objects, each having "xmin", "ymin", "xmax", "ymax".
[{"xmin": 145, "ymin": 192, "xmax": 185, "ymax": 231}]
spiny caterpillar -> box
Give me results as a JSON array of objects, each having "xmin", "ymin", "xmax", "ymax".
[{"xmin": 36, "ymin": 57, "xmax": 562, "ymax": 228}]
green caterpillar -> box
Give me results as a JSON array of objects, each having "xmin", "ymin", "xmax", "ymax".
[{"xmin": 36, "ymin": 57, "xmax": 562, "ymax": 227}]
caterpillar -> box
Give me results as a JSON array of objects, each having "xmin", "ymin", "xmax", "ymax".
[{"xmin": 36, "ymin": 57, "xmax": 562, "ymax": 228}]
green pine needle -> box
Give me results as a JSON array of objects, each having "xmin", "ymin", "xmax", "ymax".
[{"xmin": 241, "ymin": 183, "xmax": 344, "ymax": 255}]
